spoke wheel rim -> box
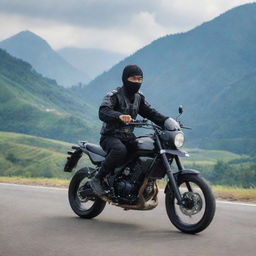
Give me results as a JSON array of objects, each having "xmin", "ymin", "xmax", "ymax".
[
  {"xmin": 75, "ymin": 178, "xmax": 95, "ymax": 211},
  {"xmin": 174, "ymin": 181, "xmax": 206, "ymax": 225}
]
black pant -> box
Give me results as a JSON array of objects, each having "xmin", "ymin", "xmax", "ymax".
[{"xmin": 98, "ymin": 135, "xmax": 136, "ymax": 178}]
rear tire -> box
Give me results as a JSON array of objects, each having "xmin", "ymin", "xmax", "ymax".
[
  {"xmin": 165, "ymin": 174, "xmax": 216, "ymax": 234},
  {"xmin": 68, "ymin": 168, "xmax": 106, "ymax": 218}
]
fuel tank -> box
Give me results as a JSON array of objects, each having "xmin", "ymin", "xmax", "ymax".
[{"xmin": 135, "ymin": 136, "xmax": 155, "ymax": 152}]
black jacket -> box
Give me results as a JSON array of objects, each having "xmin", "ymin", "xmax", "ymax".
[{"xmin": 99, "ymin": 87, "xmax": 168, "ymax": 139}]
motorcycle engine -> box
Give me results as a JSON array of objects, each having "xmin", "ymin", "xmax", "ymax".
[
  {"xmin": 116, "ymin": 174, "xmax": 136, "ymax": 197},
  {"xmin": 114, "ymin": 157, "xmax": 154, "ymax": 201}
]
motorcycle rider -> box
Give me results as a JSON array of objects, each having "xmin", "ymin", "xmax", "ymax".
[{"xmin": 90, "ymin": 64, "xmax": 170, "ymax": 195}]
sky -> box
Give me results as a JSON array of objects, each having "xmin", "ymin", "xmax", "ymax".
[{"xmin": 0, "ymin": 0, "xmax": 254, "ymax": 55}]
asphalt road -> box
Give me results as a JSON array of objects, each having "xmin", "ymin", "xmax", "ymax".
[{"xmin": 0, "ymin": 183, "xmax": 256, "ymax": 256}]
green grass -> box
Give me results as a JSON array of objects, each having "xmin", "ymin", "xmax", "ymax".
[
  {"xmin": 1, "ymin": 176, "xmax": 255, "ymax": 203},
  {"xmin": 0, "ymin": 131, "xmax": 90, "ymax": 178},
  {"xmin": 0, "ymin": 131, "xmax": 255, "ymax": 202},
  {"xmin": 212, "ymin": 185, "xmax": 256, "ymax": 203},
  {"xmin": 0, "ymin": 176, "xmax": 70, "ymax": 187},
  {"xmin": 184, "ymin": 148, "xmax": 248, "ymax": 164},
  {"xmin": 0, "ymin": 131, "xmax": 70, "ymax": 153},
  {"xmin": 0, "ymin": 131, "xmax": 255, "ymax": 188}
]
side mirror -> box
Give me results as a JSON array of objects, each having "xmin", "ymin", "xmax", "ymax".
[{"xmin": 178, "ymin": 105, "xmax": 183, "ymax": 114}]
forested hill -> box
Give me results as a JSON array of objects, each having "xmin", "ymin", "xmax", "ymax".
[
  {"xmin": 0, "ymin": 48, "xmax": 99, "ymax": 143},
  {"xmin": 0, "ymin": 31, "xmax": 90, "ymax": 87},
  {"xmin": 80, "ymin": 3, "xmax": 256, "ymax": 154}
]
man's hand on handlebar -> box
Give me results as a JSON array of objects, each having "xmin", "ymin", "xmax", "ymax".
[{"xmin": 119, "ymin": 115, "xmax": 133, "ymax": 123}]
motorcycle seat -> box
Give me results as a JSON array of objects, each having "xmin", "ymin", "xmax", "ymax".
[{"xmin": 86, "ymin": 143, "xmax": 107, "ymax": 157}]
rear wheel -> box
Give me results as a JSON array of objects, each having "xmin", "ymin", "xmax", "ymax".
[
  {"xmin": 68, "ymin": 168, "xmax": 106, "ymax": 218},
  {"xmin": 165, "ymin": 174, "xmax": 215, "ymax": 234}
]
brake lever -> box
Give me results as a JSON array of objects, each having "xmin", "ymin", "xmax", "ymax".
[{"xmin": 181, "ymin": 125, "xmax": 192, "ymax": 130}]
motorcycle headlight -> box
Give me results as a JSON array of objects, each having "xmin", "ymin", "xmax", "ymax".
[{"xmin": 174, "ymin": 133, "xmax": 184, "ymax": 148}]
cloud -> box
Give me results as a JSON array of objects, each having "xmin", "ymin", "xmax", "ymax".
[
  {"xmin": 0, "ymin": 13, "xmax": 143, "ymax": 54},
  {"xmin": 0, "ymin": 0, "xmax": 252, "ymax": 29},
  {"xmin": 129, "ymin": 12, "xmax": 169, "ymax": 42},
  {"xmin": 153, "ymin": 0, "xmax": 255, "ymax": 32},
  {"xmin": 0, "ymin": 0, "xmax": 253, "ymax": 54},
  {"xmin": 0, "ymin": 0, "xmax": 155, "ymax": 29}
]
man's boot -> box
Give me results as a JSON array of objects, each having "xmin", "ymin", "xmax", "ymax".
[{"xmin": 90, "ymin": 167, "xmax": 106, "ymax": 195}]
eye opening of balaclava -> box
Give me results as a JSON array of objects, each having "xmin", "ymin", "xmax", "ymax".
[{"xmin": 122, "ymin": 65, "xmax": 143, "ymax": 96}]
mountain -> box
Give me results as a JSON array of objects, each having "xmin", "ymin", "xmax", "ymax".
[
  {"xmin": 78, "ymin": 3, "xmax": 256, "ymax": 154},
  {"xmin": 58, "ymin": 47, "xmax": 125, "ymax": 80},
  {"xmin": 0, "ymin": 48, "xmax": 99, "ymax": 143},
  {"xmin": 0, "ymin": 31, "xmax": 90, "ymax": 87}
]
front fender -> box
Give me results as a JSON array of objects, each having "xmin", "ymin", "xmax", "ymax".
[
  {"xmin": 178, "ymin": 169, "xmax": 200, "ymax": 175},
  {"xmin": 160, "ymin": 149, "xmax": 189, "ymax": 157},
  {"xmin": 164, "ymin": 169, "xmax": 200, "ymax": 193}
]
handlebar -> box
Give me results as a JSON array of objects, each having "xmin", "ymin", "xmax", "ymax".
[
  {"xmin": 126, "ymin": 119, "xmax": 192, "ymax": 130},
  {"xmin": 127, "ymin": 119, "xmax": 149, "ymax": 126}
]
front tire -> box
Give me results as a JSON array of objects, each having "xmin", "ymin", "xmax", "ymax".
[
  {"xmin": 68, "ymin": 168, "xmax": 106, "ymax": 218},
  {"xmin": 165, "ymin": 174, "xmax": 216, "ymax": 234}
]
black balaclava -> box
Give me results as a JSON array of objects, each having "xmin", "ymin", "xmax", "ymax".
[{"xmin": 122, "ymin": 65, "xmax": 143, "ymax": 97}]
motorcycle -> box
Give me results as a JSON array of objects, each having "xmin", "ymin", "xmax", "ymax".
[{"xmin": 64, "ymin": 106, "xmax": 216, "ymax": 234}]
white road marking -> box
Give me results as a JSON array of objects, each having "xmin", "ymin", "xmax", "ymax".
[
  {"xmin": 216, "ymin": 200, "xmax": 256, "ymax": 207},
  {"xmin": 0, "ymin": 182, "xmax": 67, "ymax": 191},
  {"xmin": 1, "ymin": 182, "xmax": 256, "ymax": 207}
]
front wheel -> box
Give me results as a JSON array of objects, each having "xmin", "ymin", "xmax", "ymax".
[
  {"xmin": 165, "ymin": 174, "xmax": 216, "ymax": 234},
  {"xmin": 68, "ymin": 168, "xmax": 106, "ymax": 218}
]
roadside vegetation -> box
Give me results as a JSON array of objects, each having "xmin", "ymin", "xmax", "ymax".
[
  {"xmin": 0, "ymin": 131, "xmax": 90, "ymax": 179},
  {"xmin": 1, "ymin": 176, "xmax": 255, "ymax": 203},
  {"xmin": 0, "ymin": 131, "xmax": 255, "ymax": 202},
  {"xmin": 212, "ymin": 185, "xmax": 256, "ymax": 203},
  {"xmin": 0, "ymin": 176, "xmax": 70, "ymax": 187}
]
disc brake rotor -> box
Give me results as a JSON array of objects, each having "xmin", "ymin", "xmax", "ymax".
[
  {"xmin": 179, "ymin": 192, "xmax": 203, "ymax": 216},
  {"xmin": 77, "ymin": 185, "xmax": 89, "ymax": 203}
]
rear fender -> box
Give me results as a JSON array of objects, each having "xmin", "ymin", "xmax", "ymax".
[
  {"xmin": 76, "ymin": 167, "xmax": 97, "ymax": 178},
  {"xmin": 64, "ymin": 146, "xmax": 83, "ymax": 172},
  {"xmin": 164, "ymin": 169, "xmax": 200, "ymax": 193}
]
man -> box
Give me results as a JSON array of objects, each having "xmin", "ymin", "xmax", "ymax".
[{"xmin": 90, "ymin": 64, "xmax": 169, "ymax": 195}]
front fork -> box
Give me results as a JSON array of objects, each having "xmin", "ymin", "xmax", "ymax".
[
  {"xmin": 155, "ymin": 135, "xmax": 185, "ymax": 205},
  {"xmin": 162, "ymin": 154, "xmax": 184, "ymax": 205}
]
